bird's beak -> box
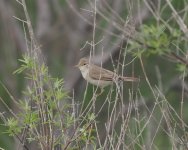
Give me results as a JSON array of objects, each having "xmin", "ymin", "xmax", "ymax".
[{"xmin": 74, "ymin": 64, "xmax": 79, "ymax": 68}]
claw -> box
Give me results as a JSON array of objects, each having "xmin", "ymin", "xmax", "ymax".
[{"xmin": 96, "ymin": 88, "xmax": 104, "ymax": 96}]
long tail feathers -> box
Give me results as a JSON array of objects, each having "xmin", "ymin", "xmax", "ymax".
[{"xmin": 120, "ymin": 76, "xmax": 140, "ymax": 82}]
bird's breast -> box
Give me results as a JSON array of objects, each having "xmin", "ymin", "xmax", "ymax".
[{"xmin": 79, "ymin": 66, "xmax": 89, "ymax": 79}]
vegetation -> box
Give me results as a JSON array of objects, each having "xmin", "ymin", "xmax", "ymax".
[{"xmin": 0, "ymin": 0, "xmax": 188, "ymax": 149}]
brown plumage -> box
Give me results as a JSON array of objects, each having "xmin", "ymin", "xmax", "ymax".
[{"xmin": 75, "ymin": 57, "xmax": 139, "ymax": 87}]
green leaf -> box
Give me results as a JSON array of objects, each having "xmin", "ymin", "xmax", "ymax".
[
  {"xmin": 13, "ymin": 55, "xmax": 35, "ymax": 74},
  {"xmin": 176, "ymin": 63, "xmax": 187, "ymax": 73},
  {"xmin": 6, "ymin": 118, "xmax": 21, "ymax": 136}
]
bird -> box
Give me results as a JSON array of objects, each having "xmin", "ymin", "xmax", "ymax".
[{"xmin": 75, "ymin": 57, "xmax": 139, "ymax": 89}]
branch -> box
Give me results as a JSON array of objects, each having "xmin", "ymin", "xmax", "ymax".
[
  {"xmin": 166, "ymin": 0, "xmax": 188, "ymax": 38},
  {"xmin": 65, "ymin": 0, "xmax": 152, "ymax": 92},
  {"xmin": 0, "ymin": 0, "xmax": 26, "ymax": 53}
]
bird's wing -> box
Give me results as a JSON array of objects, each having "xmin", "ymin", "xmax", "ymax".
[{"xmin": 89, "ymin": 65, "xmax": 115, "ymax": 81}]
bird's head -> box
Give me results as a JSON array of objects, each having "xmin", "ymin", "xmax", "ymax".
[{"xmin": 75, "ymin": 58, "xmax": 89, "ymax": 69}]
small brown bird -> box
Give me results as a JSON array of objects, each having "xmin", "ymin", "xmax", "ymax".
[{"xmin": 75, "ymin": 58, "xmax": 139, "ymax": 88}]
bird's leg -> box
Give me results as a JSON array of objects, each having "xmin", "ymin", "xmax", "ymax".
[{"xmin": 96, "ymin": 88, "xmax": 104, "ymax": 96}]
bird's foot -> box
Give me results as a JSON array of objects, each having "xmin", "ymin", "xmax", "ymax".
[{"xmin": 95, "ymin": 88, "xmax": 104, "ymax": 96}]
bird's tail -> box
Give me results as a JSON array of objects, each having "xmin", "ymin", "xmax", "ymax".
[{"xmin": 120, "ymin": 76, "xmax": 140, "ymax": 82}]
